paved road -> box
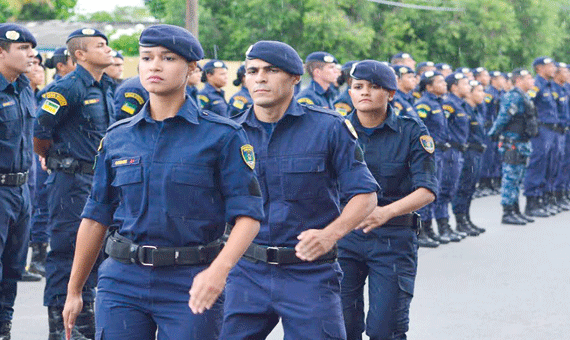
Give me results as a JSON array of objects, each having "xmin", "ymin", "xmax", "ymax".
[{"xmin": 12, "ymin": 195, "xmax": 570, "ymax": 339}]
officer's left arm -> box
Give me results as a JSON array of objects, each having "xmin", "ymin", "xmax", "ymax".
[
  {"xmin": 188, "ymin": 127, "xmax": 263, "ymax": 314},
  {"xmin": 295, "ymin": 118, "xmax": 379, "ymax": 261},
  {"xmin": 488, "ymin": 92, "xmax": 515, "ymax": 137}
]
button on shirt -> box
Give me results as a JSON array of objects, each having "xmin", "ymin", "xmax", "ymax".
[
  {"xmin": 113, "ymin": 76, "xmax": 149, "ymax": 122},
  {"xmin": 414, "ymin": 92, "xmax": 450, "ymax": 145},
  {"xmin": 296, "ymin": 80, "xmax": 336, "ymax": 109},
  {"xmin": 0, "ymin": 74, "xmax": 35, "ymax": 173},
  {"xmin": 348, "ymin": 106, "xmax": 437, "ymax": 207},
  {"xmin": 529, "ymin": 75, "xmax": 559, "ymax": 124},
  {"xmin": 443, "ymin": 93, "xmax": 471, "ymax": 145},
  {"xmin": 35, "ymin": 64, "xmax": 114, "ymax": 162},
  {"xmin": 81, "ymin": 97, "xmax": 264, "ymax": 247},
  {"xmin": 198, "ymin": 83, "xmax": 229, "ymax": 117},
  {"xmin": 233, "ymin": 101, "xmax": 379, "ymax": 247}
]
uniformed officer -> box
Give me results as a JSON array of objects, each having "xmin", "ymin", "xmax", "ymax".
[
  {"xmin": 416, "ymin": 61, "xmax": 436, "ymax": 75},
  {"xmin": 296, "ymin": 51, "xmax": 339, "ymax": 109},
  {"xmin": 391, "ymin": 65, "xmax": 418, "ymax": 118},
  {"xmin": 186, "ymin": 62, "xmax": 202, "ymax": 106},
  {"xmin": 104, "ymin": 50, "xmax": 124, "ymax": 93},
  {"xmin": 44, "ymin": 47, "xmax": 76, "ymax": 83},
  {"xmin": 550, "ymin": 62, "xmax": 570, "ymax": 210},
  {"xmin": 339, "ymin": 60, "xmax": 436, "ymax": 340},
  {"xmin": 198, "ymin": 59, "xmax": 229, "ymax": 116},
  {"xmin": 34, "ymin": 27, "xmax": 115, "ymax": 340},
  {"xmin": 473, "ymin": 67, "xmax": 491, "ymax": 87},
  {"xmin": 0, "ymin": 23, "xmax": 37, "ymax": 340},
  {"xmin": 62, "ymin": 24, "xmax": 264, "ymax": 340},
  {"xmin": 456, "ymin": 67, "xmax": 474, "ymax": 80},
  {"xmin": 113, "ymin": 75, "xmax": 149, "ymax": 121},
  {"xmin": 415, "ymin": 71, "xmax": 461, "ymax": 245},
  {"xmin": 525, "ymin": 57, "xmax": 560, "ymax": 217},
  {"xmin": 488, "ymin": 69, "xmax": 539, "ymax": 224},
  {"xmin": 332, "ymin": 60, "xmax": 358, "ymax": 116},
  {"xmin": 562, "ymin": 63, "xmax": 570, "ymax": 202},
  {"xmin": 451, "ymin": 80, "xmax": 487, "ymax": 233},
  {"xmin": 440, "ymin": 72, "xmax": 480, "ymax": 237},
  {"xmin": 435, "ymin": 63, "xmax": 453, "ymax": 78},
  {"xmin": 391, "ymin": 52, "xmax": 416, "ymax": 70},
  {"xmin": 221, "ymin": 41, "xmax": 378, "ymax": 339},
  {"xmin": 227, "ymin": 64, "xmax": 252, "ymax": 117}
]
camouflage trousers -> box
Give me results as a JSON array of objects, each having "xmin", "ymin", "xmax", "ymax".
[{"xmin": 501, "ymin": 163, "xmax": 526, "ymax": 206}]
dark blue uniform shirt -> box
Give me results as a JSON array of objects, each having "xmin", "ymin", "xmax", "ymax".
[
  {"xmin": 484, "ymin": 85, "xmax": 502, "ymax": 123},
  {"xmin": 392, "ymin": 90, "xmax": 418, "ymax": 118},
  {"xmin": 464, "ymin": 103, "xmax": 486, "ymax": 146},
  {"xmin": 0, "ymin": 73, "xmax": 35, "ymax": 173},
  {"xmin": 332, "ymin": 88, "xmax": 353, "ymax": 116},
  {"xmin": 81, "ymin": 97, "xmax": 264, "ymax": 247},
  {"xmin": 564, "ymin": 83, "xmax": 570, "ymax": 126},
  {"xmin": 35, "ymin": 64, "xmax": 114, "ymax": 162},
  {"xmin": 198, "ymin": 83, "xmax": 229, "ymax": 117},
  {"xmin": 552, "ymin": 82, "xmax": 569, "ymax": 126},
  {"xmin": 529, "ymin": 75, "xmax": 559, "ymax": 124},
  {"xmin": 227, "ymin": 86, "xmax": 252, "ymax": 117},
  {"xmin": 296, "ymin": 80, "xmax": 336, "ymax": 109},
  {"xmin": 443, "ymin": 93, "xmax": 471, "ymax": 145},
  {"xmin": 186, "ymin": 85, "xmax": 199, "ymax": 107},
  {"xmin": 414, "ymin": 91, "xmax": 450, "ymax": 145},
  {"xmin": 113, "ymin": 76, "xmax": 149, "ymax": 122},
  {"xmin": 348, "ymin": 106, "xmax": 437, "ymax": 207},
  {"xmin": 233, "ymin": 101, "xmax": 379, "ymax": 247}
]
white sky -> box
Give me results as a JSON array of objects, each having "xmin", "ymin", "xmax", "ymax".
[{"xmin": 74, "ymin": 0, "xmax": 145, "ymax": 14}]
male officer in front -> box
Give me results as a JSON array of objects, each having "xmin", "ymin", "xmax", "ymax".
[
  {"xmin": 296, "ymin": 51, "xmax": 339, "ymax": 109},
  {"xmin": 0, "ymin": 23, "xmax": 37, "ymax": 340},
  {"xmin": 34, "ymin": 28, "xmax": 114, "ymax": 340},
  {"xmin": 221, "ymin": 40, "xmax": 378, "ymax": 339}
]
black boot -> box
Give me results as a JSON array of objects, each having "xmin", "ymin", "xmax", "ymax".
[
  {"xmin": 514, "ymin": 201, "xmax": 534, "ymax": 223},
  {"xmin": 525, "ymin": 196, "xmax": 549, "ymax": 217},
  {"xmin": 455, "ymin": 214, "xmax": 480, "ymax": 236},
  {"xmin": 502, "ymin": 205, "xmax": 526, "ymax": 225},
  {"xmin": 555, "ymin": 191, "xmax": 570, "ymax": 211},
  {"xmin": 492, "ymin": 177, "xmax": 502, "ymax": 194},
  {"xmin": 19, "ymin": 268, "xmax": 42, "ymax": 282},
  {"xmin": 28, "ymin": 242, "xmax": 47, "ymax": 276},
  {"xmin": 466, "ymin": 212, "xmax": 486, "ymax": 234},
  {"xmin": 423, "ymin": 219, "xmax": 450, "ymax": 244},
  {"xmin": 49, "ymin": 306, "xmax": 90, "ymax": 340},
  {"xmin": 478, "ymin": 178, "xmax": 493, "ymax": 197},
  {"xmin": 75, "ymin": 302, "xmax": 95, "ymax": 340},
  {"xmin": 0, "ymin": 321, "xmax": 10, "ymax": 340},
  {"xmin": 436, "ymin": 218, "xmax": 461, "ymax": 242},
  {"xmin": 417, "ymin": 220, "xmax": 439, "ymax": 248}
]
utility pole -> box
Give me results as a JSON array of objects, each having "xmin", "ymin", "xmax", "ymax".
[{"xmin": 186, "ymin": 0, "xmax": 199, "ymax": 38}]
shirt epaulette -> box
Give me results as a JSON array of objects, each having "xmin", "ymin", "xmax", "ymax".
[
  {"xmin": 301, "ymin": 103, "xmax": 342, "ymax": 118},
  {"xmin": 107, "ymin": 114, "xmax": 136, "ymax": 131},
  {"xmin": 200, "ymin": 110, "xmax": 241, "ymax": 129}
]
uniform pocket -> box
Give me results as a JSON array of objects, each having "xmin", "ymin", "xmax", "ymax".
[
  {"xmin": 166, "ymin": 165, "xmax": 220, "ymax": 219},
  {"xmin": 322, "ymin": 320, "xmax": 346, "ymax": 339},
  {"xmin": 111, "ymin": 166, "xmax": 143, "ymax": 215},
  {"xmin": 0, "ymin": 105, "xmax": 19, "ymax": 140},
  {"xmin": 282, "ymin": 156, "xmax": 328, "ymax": 200}
]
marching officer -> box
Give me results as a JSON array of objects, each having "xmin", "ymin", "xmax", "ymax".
[
  {"xmin": 198, "ymin": 59, "xmax": 229, "ymax": 116},
  {"xmin": 296, "ymin": 51, "xmax": 339, "ymax": 109},
  {"xmin": 391, "ymin": 65, "xmax": 418, "ymax": 118}
]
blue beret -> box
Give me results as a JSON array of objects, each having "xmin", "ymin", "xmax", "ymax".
[
  {"xmin": 111, "ymin": 50, "xmax": 124, "ymax": 60},
  {"xmin": 489, "ymin": 70, "xmax": 504, "ymax": 78},
  {"xmin": 469, "ymin": 80, "xmax": 481, "ymax": 87},
  {"xmin": 203, "ymin": 59, "xmax": 227, "ymax": 72},
  {"xmin": 245, "ymin": 40, "xmax": 304, "ymax": 75},
  {"xmin": 341, "ymin": 60, "xmax": 358, "ymax": 72},
  {"xmin": 472, "ymin": 67, "xmax": 487, "ymax": 77},
  {"xmin": 556, "ymin": 62, "xmax": 567, "ymax": 68},
  {"xmin": 66, "ymin": 28, "xmax": 107, "ymax": 44},
  {"xmin": 435, "ymin": 63, "xmax": 451, "ymax": 71},
  {"xmin": 445, "ymin": 72, "xmax": 467, "ymax": 86},
  {"xmin": 456, "ymin": 67, "xmax": 471, "ymax": 74},
  {"xmin": 533, "ymin": 56, "xmax": 554, "ymax": 67},
  {"xmin": 416, "ymin": 61, "xmax": 434, "ymax": 72},
  {"xmin": 53, "ymin": 47, "xmax": 69, "ymax": 57},
  {"xmin": 420, "ymin": 70, "xmax": 442, "ymax": 81},
  {"xmin": 350, "ymin": 60, "xmax": 397, "ymax": 91},
  {"xmin": 392, "ymin": 65, "xmax": 415, "ymax": 77},
  {"xmin": 139, "ymin": 24, "xmax": 204, "ymax": 62},
  {"xmin": 512, "ymin": 68, "xmax": 531, "ymax": 78},
  {"xmin": 391, "ymin": 52, "xmax": 413, "ymax": 61},
  {"xmin": 0, "ymin": 23, "xmax": 37, "ymax": 48},
  {"xmin": 305, "ymin": 51, "xmax": 337, "ymax": 64}
]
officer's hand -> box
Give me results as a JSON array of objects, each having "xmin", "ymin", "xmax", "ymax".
[
  {"xmin": 355, "ymin": 206, "xmax": 393, "ymax": 233},
  {"xmin": 39, "ymin": 155, "xmax": 48, "ymax": 171},
  {"xmin": 295, "ymin": 229, "xmax": 336, "ymax": 261},
  {"xmin": 188, "ymin": 266, "xmax": 227, "ymax": 315},
  {"xmin": 62, "ymin": 293, "xmax": 83, "ymax": 340}
]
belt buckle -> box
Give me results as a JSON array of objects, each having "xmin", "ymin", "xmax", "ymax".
[
  {"xmin": 139, "ymin": 245, "xmax": 157, "ymax": 266},
  {"xmin": 266, "ymin": 247, "xmax": 280, "ymax": 265}
]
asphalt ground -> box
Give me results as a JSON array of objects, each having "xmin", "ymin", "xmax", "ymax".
[{"xmin": 12, "ymin": 194, "xmax": 570, "ymax": 339}]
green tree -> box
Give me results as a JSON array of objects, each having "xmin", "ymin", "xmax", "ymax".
[
  {"xmin": 0, "ymin": 0, "xmax": 13, "ymax": 22},
  {"xmin": 110, "ymin": 31, "xmax": 141, "ymax": 56}
]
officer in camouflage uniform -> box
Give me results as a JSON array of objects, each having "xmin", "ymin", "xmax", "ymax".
[{"xmin": 488, "ymin": 69, "xmax": 539, "ymax": 225}]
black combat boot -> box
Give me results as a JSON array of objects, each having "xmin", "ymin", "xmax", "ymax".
[
  {"xmin": 492, "ymin": 177, "xmax": 502, "ymax": 195},
  {"xmin": 466, "ymin": 211, "xmax": 486, "ymax": 234},
  {"xmin": 455, "ymin": 214, "xmax": 480, "ymax": 236},
  {"xmin": 49, "ymin": 306, "xmax": 90, "ymax": 340},
  {"xmin": 555, "ymin": 191, "xmax": 570, "ymax": 211},
  {"xmin": 417, "ymin": 220, "xmax": 439, "ymax": 248},
  {"xmin": 477, "ymin": 178, "xmax": 493, "ymax": 197},
  {"xmin": 423, "ymin": 219, "xmax": 450, "ymax": 244},
  {"xmin": 525, "ymin": 196, "xmax": 549, "ymax": 217},
  {"xmin": 541, "ymin": 194, "xmax": 558, "ymax": 215},
  {"xmin": 502, "ymin": 205, "xmax": 526, "ymax": 225},
  {"xmin": 28, "ymin": 242, "xmax": 48, "ymax": 276},
  {"xmin": 0, "ymin": 321, "xmax": 11, "ymax": 340},
  {"xmin": 75, "ymin": 302, "xmax": 95, "ymax": 340},
  {"xmin": 19, "ymin": 268, "xmax": 42, "ymax": 282},
  {"xmin": 514, "ymin": 201, "xmax": 534, "ymax": 223},
  {"xmin": 436, "ymin": 218, "xmax": 461, "ymax": 242}
]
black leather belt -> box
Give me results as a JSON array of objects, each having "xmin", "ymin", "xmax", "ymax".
[
  {"xmin": 467, "ymin": 143, "xmax": 487, "ymax": 153},
  {"xmin": 540, "ymin": 122, "xmax": 565, "ymax": 134},
  {"xmin": 0, "ymin": 171, "xmax": 29, "ymax": 186},
  {"xmin": 244, "ymin": 243, "xmax": 337, "ymax": 265},
  {"xmin": 47, "ymin": 156, "xmax": 95, "ymax": 175},
  {"xmin": 435, "ymin": 141, "xmax": 451, "ymax": 151},
  {"xmin": 105, "ymin": 232, "xmax": 224, "ymax": 267},
  {"xmin": 449, "ymin": 142, "xmax": 469, "ymax": 152}
]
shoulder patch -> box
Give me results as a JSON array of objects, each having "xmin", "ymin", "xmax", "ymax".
[
  {"xmin": 240, "ymin": 144, "xmax": 255, "ymax": 170},
  {"xmin": 41, "ymin": 100, "xmax": 60, "ymax": 115},
  {"xmin": 484, "ymin": 93, "xmax": 493, "ymax": 103},
  {"xmin": 121, "ymin": 102, "xmax": 137, "ymax": 115},
  {"xmin": 528, "ymin": 89, "xmax": 537, "ymax": 98},
  {"xmin": 2, "ymin": 100, "xmax": 15, "ymax": 107},
  {"xmin": 44, "ymin": 92, "xmax": 68, "ymax": 106},
  {"xmin": 413, "ymin": 91, "xmax": 421, "ymax": 99},
  {"xmin": 415, "ymin": 104, "xmax": 431, "ymax": 112},
  {"xmin": 198, "ymin": 95, "xmax": 210, "ymax": 104},
  {"xmin": 125, "ymin": 92, "xmax": 145, "ymax": 105},
  {"xmin": 442, "ymin": 104, "xmax": 455, "ymax": 114},
  {"xmin": 394, "ymin": 102, "xmax": 403, "ymax": 111},
  {"xmin": 334, "ymin": 102, "xmax": 352, "ymax": 116},
  {"xmin": 344, "ymin": 119, "xmax": 358, "ymax": 139},
  {"xmin": 297, "ymin": 97, "xmax": 315, "ymax": 105},
  {"xmin": 420, "ymin": 135, "xmax": 435, "ymax": 154}
]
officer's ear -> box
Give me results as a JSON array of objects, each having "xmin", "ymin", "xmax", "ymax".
[
  {"xmin": 292, "ymin": 74, "xmax": 301, "ymax": 85},
  {"xmin": 388, "ymin": 90, "xmax": 396, "ymax": 101},
  {"xmin": 187, "ymin": 61, "xmax": 197, "ymax": 77}
]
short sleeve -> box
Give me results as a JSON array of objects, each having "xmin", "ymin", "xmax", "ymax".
[
  {"xmin": 408, "ymin": 123, "xmax": 438, "ymax": 197},
  {"xmin": 34, "ymin": 86, "xmax": 72, "ymax": 139}
]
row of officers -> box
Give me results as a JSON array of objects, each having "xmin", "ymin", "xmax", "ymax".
[{"xmin": 0, "ymin": 21, "xmax": 564, "ymax": 340}]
